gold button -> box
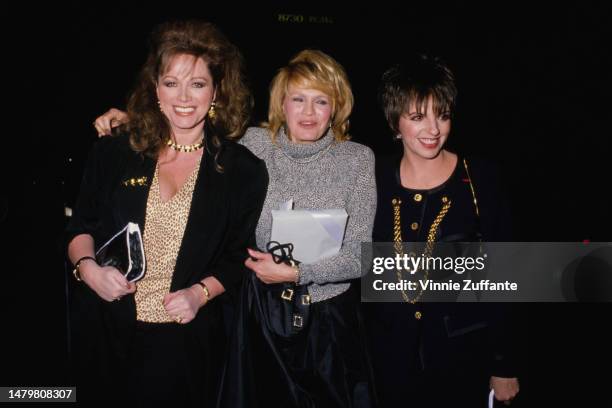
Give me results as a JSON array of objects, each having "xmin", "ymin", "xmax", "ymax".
[
  {"xmin": 392, "ymin": 198, "xmax": 401, "ymax": 205},
  {"xmin": 411, "ymin": 222, "xmax": 419, "ymax": 230},
  {"xmin": 415, "ymin": 311, "xmax": 422, "ymax": 320},
  {"xmin": 414, "ymin": 193, "xmax": 423, "ymax": 202},
  {"xmin": 442, "ymin": 196, "xmax": 449, "ymax": 203}
]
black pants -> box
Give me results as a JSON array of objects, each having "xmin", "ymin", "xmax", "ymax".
[{"xmin": 126, "ymin": 321, "xmax": 192, "ymax": 407}]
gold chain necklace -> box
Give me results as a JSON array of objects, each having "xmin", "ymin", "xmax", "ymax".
[
  {"xmin": 167, "ymin": 137, "xmax": 204, "ymax": 153},
  {"xmin": 392, "ymin": 196, "xmax": 452, "ymax": 303}
]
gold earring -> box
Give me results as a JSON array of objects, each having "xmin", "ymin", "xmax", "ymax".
[
  {"xmin": 157, "ymin": 100, "xmax": 163, "ymax": 113},
  {"xmin": 208, "ymin": 101, "xmax": 216, "ymax": 120}
]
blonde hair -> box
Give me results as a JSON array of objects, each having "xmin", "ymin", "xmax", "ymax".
[{"xmin": 264, "ymin": 49, "xmax": 353, "ymax": 143}]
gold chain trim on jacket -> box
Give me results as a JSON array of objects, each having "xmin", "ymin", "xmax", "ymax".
[{"xmin": 392, "ymin": 197, "xmax": 452, "ymax": 303}]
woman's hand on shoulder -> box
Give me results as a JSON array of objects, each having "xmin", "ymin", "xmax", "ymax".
[
  {"xmin": 80, "ymin": 261, "xmax": 136, "ymax": 302},
  {"xmin": 93, "ymin": 108, "xmax": 128, "ymax": 137}
]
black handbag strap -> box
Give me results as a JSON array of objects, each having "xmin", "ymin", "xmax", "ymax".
[{"xmin": 266, "ymin": 241, "xmax": 300, "ymax": 265}]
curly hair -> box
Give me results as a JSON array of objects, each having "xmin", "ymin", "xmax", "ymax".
[
  {"xmin": 378, "ymin": 54, "xmax": 457, "ymax": 135},
  {"xmin": 264, "ymin": 49, "xmax": 353, "ymax": 143},
  {"xmin": 125, "ymin": 19, "xmax": 252, "ymax": 165}
]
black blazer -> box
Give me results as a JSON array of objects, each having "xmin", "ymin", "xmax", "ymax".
[
  {"xmin": 66, "ymin": 131, "xmax": 268, "ymax": 397},
  {"xmin": 364, "ymin": 154, "xmax": 519, "ymax": 406}
]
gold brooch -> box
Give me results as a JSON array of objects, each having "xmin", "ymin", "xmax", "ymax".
[{"xmin": 122, "ymin": 176, "xmax": 148, "ymax": 187}]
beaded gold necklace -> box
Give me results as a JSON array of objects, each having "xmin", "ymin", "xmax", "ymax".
[{"xmin": 166, "ymin": 137, "xmax": 204, "ymax": 153}]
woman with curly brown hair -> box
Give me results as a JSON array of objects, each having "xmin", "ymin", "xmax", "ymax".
[{"xmin": 67, "ymin": 20, "xmax": 268, "ymax": 406}]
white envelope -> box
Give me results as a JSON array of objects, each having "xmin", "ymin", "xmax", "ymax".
[{"xmin": 271, "ymin": 208, "xmax": 348, "ymax": 264}]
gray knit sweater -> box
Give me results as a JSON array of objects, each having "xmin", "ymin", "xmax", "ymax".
[{"xmin": 239, "ymin": 126, "xmax": 376, "ymax": 302}]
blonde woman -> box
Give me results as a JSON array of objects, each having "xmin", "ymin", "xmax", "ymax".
[{"xmin": 223, "ymin": 50, "xmax": 375, "ymax": 408}]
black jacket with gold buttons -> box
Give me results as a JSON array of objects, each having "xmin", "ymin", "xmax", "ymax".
[{"xmin": 363, "ymin": 152, "xmax": 519, "ymax": 406}]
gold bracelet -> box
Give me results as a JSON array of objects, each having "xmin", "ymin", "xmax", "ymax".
[
  {"xmin": 195, "ymin": 281, "xmax": 210, "ymax": 304},
  {"xmin": 72, "ymin": 256, "xmax": 96, "ymax": 281},
  {"xmin": 290, "ymin": 261, "xmax": 300, "ymax": 284}
]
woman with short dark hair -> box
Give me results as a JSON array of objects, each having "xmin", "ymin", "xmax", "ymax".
[{"xmin": 365, "ymin": 54, "xmax": 520, "ymax": 407}]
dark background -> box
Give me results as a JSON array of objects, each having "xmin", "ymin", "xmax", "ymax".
[{"xmin": 4, "ymin": 1, "xmax": 611, "ymax": 405}]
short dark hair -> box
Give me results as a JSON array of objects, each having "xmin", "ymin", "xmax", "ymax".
[{"xmin": 378, "ymin": 54, "xmax": 457, "ymax": 134}]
